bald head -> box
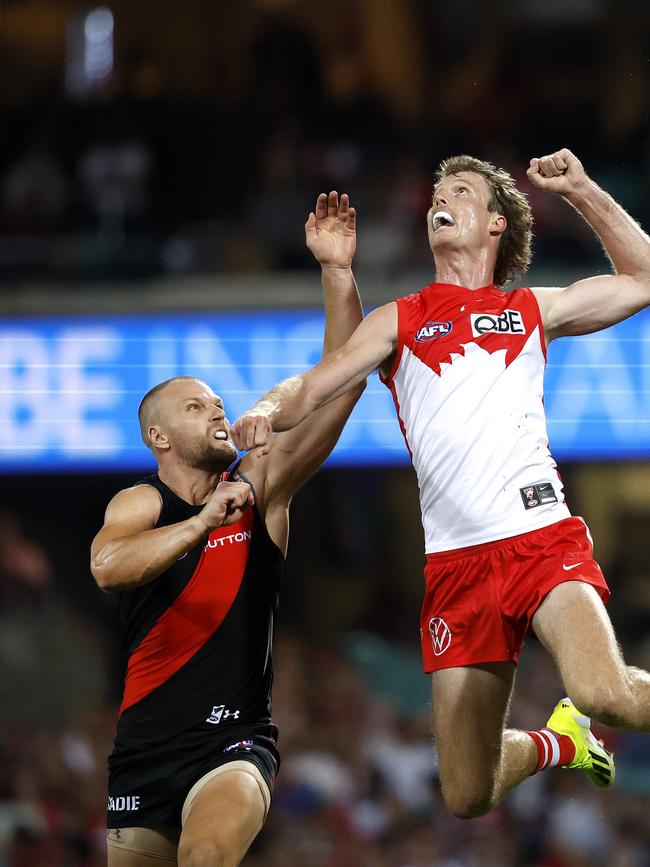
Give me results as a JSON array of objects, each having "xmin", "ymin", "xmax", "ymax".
[
  {"xmin": 138, "ymin": 376, "xmax": 211, "ymax": 448},
  {"xmin": 137, "ymin": 377, "xmax": 236, "ymax": 471}
]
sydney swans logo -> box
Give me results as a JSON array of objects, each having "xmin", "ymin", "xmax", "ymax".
[{"xmin": 429, "ymin": 617, "xmax": 452, "ymax": 656}]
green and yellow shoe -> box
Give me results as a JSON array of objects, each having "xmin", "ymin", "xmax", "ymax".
[{"xmin": 546, "ymin": 697, "xmax": 615, "ymax": 788}]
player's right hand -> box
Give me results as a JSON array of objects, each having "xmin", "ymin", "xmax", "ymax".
[
  {"xmin": 305, "ymin": 191, "xmax": 356, "ymax": 269},
  {"xmin": 198, "ymin": 481, "xmax": 254, "ymax": 531},
  {"xmin": 230, "ymin": 413, "xmax": 274, "ymax": 456},
  {"xmin": 527, "ymin": 148, "xmax": 588, "ymax": 197}
]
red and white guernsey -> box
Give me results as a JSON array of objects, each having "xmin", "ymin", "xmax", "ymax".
[{"xmin": 381, "ymin": 281, "xmax": 571, "ymax": 553}]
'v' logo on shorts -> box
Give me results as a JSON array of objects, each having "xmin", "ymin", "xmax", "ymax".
[{"xmin": 429, "ymin": 617, "xmax": 452, "ymax": 656}]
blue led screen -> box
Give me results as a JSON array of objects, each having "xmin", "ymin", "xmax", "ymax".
[{"xmin": 1, "ymin": 309, "xmax": 649, "ymax": 472}]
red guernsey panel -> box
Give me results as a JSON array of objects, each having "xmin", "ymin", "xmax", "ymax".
[
  {"xmin": 405, "ymin": 287, "xmax": 544, "ymax": 378},
  {"xmin": 120, "ymin": 510, "xmax": 254, "ymax": 715}
]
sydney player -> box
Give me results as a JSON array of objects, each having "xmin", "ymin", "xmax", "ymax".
[
  {"xmin": 91, "ymin": 192, "xmax": 363, "ymax": 865},
  {"xmin": 232, "ymin": 149, "xmax": 650, "ymax": 818}
]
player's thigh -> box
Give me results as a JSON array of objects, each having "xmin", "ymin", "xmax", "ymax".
[
  {"xmin": 108, "ymin": 846, "xmax": 175, "ymax": 867},
  {"xmin": 431, "ymin": 662, "xmax": 515, "ymax": 798},
  {"xmin": 178, "ymin": 766, "xmax": 267, "ymax": 867},
  {"xmin": 107, "ymin": 826, "xmax": 179, "ymax": 866},
  {"xmin": 532, "ymin": 581, "xmax": 630, "ymax": 714}
]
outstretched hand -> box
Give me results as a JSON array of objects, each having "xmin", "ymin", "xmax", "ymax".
[
  {"xmin": 527, "ymin": 148, "xmax": 589, "ymax": 197},
  {"xmin": 305, "ymin": 191, "xmax": 356, "ymax": 268}
]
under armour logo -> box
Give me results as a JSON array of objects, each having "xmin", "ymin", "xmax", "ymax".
[
  {"xmin": 206, "ymin": 705, "xmax": 241, "ymax": 725},
  {"xmin": 429, "ymin": 617, "xmax": 452, "ymax": 656}
]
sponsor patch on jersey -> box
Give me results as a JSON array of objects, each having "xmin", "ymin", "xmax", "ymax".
[
  {"xmin": 224, "ymin": 739, "xmax": 254, "ymax": 753},
  {"xmin": 471, "ymin": 309, "xmax": 525, "ymax": 337},
  {"xmin": 415, "ymin": 320, "xmax": 453, "ymax": 342},
  {"xmin": 520, "ymin": 482, "xmax": 558, "ymax": 510}
]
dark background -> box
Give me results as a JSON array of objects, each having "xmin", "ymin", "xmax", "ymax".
[{"xmin": 1, "ymin": 2, "xmax": 650, "ymax": 865}]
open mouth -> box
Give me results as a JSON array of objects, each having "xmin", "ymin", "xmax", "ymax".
[
  {"xmin": 213, "ymin": 429, "xmax": 229, "ymax": 441},
  {"xmin": 432, "ymin": 210, "xmax": 456, "ymax": 232}
]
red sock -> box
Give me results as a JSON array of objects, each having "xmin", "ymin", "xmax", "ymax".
[{"xmin": 526, "ymin": 727, "xmax": 576, "ymax": 773}]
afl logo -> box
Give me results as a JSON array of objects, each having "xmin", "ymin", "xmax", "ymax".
[
  {"xmin": 429, "ymin": 617, "xmax": 452, "ymax": 656},
  {"xmin": 415, "ymin": 320, "xmax": 452, "ymax": 342}
]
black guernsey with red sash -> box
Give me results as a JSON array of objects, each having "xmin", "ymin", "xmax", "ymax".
[{"xmin": 107, "ymin": 470, "xmax": 283, "ymax": 828}]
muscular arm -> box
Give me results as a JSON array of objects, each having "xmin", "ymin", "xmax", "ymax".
[
  {"xmin": 90, "ymin": 481, "xmax": 253, "ymax": 592},
  {"xmin": 240, "ymin": 193, "xmax": 395, "ymax": 515},
  {"xmin": 256, "ymin": 262, "xmax": 365, "ymax": 496},
  {"xmin": 528, "ymin": 149, "xmax": 650, "ymax": 341},
  {"xmin": 234, "ymin": 301, "xmax": 397, "ymax": 443}
]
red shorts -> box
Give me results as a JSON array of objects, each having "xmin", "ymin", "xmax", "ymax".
[{"xmin": 420, "ymin": 517, "xmax": 610, "ymax": 673}]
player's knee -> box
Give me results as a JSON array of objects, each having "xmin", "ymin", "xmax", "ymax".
[
  {"xmin": 178, "ymin": 839, "xmax": 229, "ymax": 867},
  {"xmin": 571, "ymin": 682, "xmax": 631, "ymax": 727},
  {"xmin": 440, "ymin": 782, "xmax": 494, "ymax": 820},
  {"xmin": 444, "ymin": 792, "xmax": 493, "ymax": 820}
]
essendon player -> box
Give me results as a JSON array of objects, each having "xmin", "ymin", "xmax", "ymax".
[
  {"xmin": 233, "ymin": 150, "xmax": 650, "ymax": 817},
  {"xmin": 91, "ymin": 193, "xmax": 362, "ymax": 865}
]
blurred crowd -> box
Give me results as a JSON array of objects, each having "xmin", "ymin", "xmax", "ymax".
[
  {"xmin": 2, "ymin": 2, "xmax": 650, "ymax": 863},
  {"xmin": 1, "ymin": 503, "xmax": 650, "ymax": 866},
  {"xmin": 0, "ymin": 1, "xmax": 649, "ymax": 282}
]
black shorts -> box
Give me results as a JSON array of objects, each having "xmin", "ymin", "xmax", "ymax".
[{"xmin": 107, "ymin": 722, "xmax": 279, "ymax": 829}]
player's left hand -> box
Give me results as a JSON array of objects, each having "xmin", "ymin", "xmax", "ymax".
[
  {"xmin": 305, "ymin": 191, "xmax": 356, "ymax": 269},
  {"xmin": 527, "ymin": 148, "xmax": 588, "ymax": 196},
  {"xmin": 231, "ymin": 413, "xmax": 274, "ymax": 456}
]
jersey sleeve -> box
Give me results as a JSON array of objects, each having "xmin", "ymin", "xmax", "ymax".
[
  {"xmin": 518, "ymin": 286, "xmax": 548, "ymax": 361},
  {"xmin": 380, "ymin": 291, "xmax": 424, "ymax": 386}
]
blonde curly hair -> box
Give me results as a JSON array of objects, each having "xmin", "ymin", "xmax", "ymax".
[{"xmin": 435, "ymin": 155, "xmax": 533, "ymax": 287}]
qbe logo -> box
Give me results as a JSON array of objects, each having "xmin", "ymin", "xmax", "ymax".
[
  {"xmin": 429, "ymin": 617, "xmax": 452, "ymax": 656},
  {"xmin": 471, "ymin": 309, "xmax": 525, "ymax": 337},
  {"xmin": 415, "ymin": 320, "xmax": 453, "ymax": 342}
]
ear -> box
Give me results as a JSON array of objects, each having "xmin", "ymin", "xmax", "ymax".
[
  {"xmin": 490, "ymin": 213, "xmax": 507, "ymax": 238},
  {"xmin": 149, "ymin": 425, "xmax": 170, "ymax": 451}
]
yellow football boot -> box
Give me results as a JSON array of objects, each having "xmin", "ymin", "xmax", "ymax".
[{"xmin": 546, "ymin": 697, "xmax": 615, "ymax": 788}]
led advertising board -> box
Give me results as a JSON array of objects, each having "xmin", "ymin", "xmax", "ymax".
[{"xmin": 1, "ymin": 309, "xmax": 649, "ymax": 472}]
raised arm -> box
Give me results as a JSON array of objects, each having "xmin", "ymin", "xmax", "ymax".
[
  {"xmin": 313, "ymin": 191, "xmax": 361, "ymax": 358},
  {"xmin": 232, "ymin": 301, "xmax": 397, "ymax": 453},
  {"xmin": 527, "ymin": 148, "xmax": 650, "ymax": 341},
  {"xmin": 236, "ymin": 190, "xmax": 397, "ymax": 498},
  {"xmin": 90, "ymin": 480, "xmax": 253, "ymax": 592},
  {"xmin": 252, "ymin": 192, "xmax": 364, "ymax": 496}
]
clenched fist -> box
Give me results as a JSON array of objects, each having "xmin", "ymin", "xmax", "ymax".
[
  {"xmin": 230, "ymin": 413, "xmax": 273, "ymax": 456},
  {"xmin": 198, "ymin": 480, "xmax": 254, "ymax": 532},
  {"xmin": 527, "ymin": 148, "xmax": 588, "ymax": 197}
]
